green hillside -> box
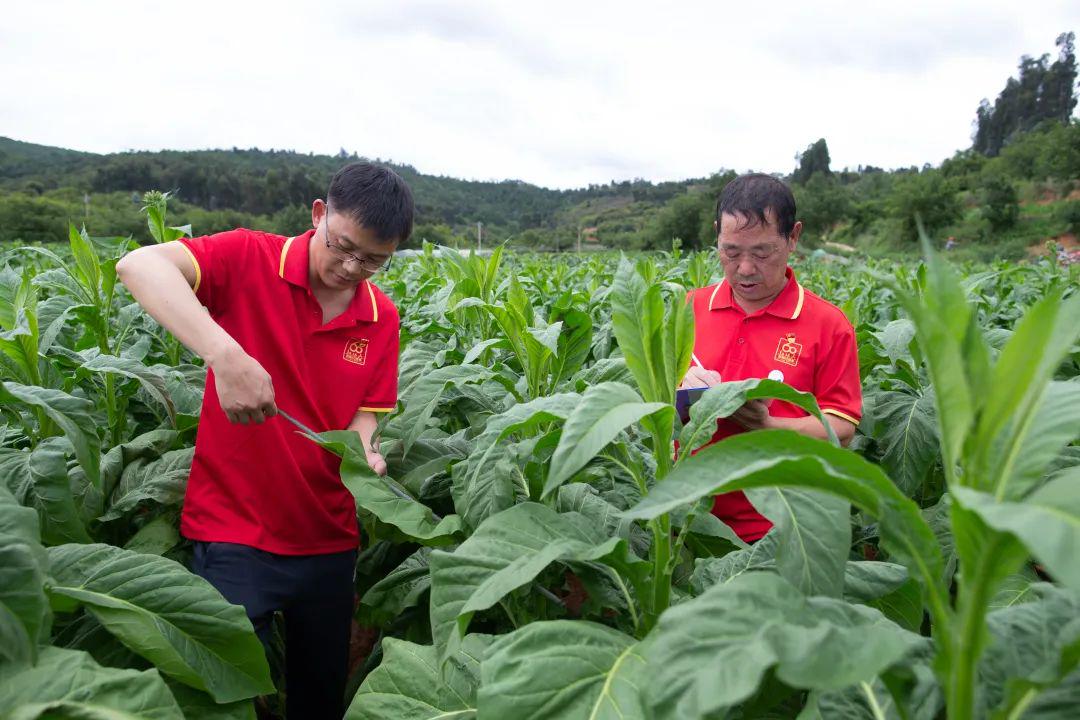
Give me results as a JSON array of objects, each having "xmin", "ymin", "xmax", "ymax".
[{"xmin": 0, "ymin": 35, "xmax": 1077, "ymax": 257}]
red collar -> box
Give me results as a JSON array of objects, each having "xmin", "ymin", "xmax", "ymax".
[
  {"xmin": 278, "ymin": 230, "xmax": 378, "ymax": 324},
  {"xmin": 708, "ymin": 267, "xmax": 805, "ymax": 319}
]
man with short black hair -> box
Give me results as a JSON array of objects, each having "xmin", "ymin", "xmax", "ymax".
[
  {"xmin": 117, "ymin": 162, "xmax": 413, "ymax": 719},
  {"xmin": 681, "ymin": 173, "xmax": 861, "ymax": 543}
]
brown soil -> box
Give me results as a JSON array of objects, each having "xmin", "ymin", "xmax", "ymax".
[
  {"xmin": 1027, "ymin": 232, "xmax": 1078, "ymax": 257},
  {"xmin": 1026, "ymin": 187, "xmax": 1080, "ymax": 206}
]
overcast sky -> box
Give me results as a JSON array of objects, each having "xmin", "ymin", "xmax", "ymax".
[{"xmin": 2, "ymin": 0, "xmax": 1077, "ymax": 189}]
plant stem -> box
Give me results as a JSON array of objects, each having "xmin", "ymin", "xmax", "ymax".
[
  {"xmin": 645, "ymin": 426, "xmax": 674, "ymax": 631},
  {"xmin": 860, "ymin": 681, "xmax": 888, "ymax": 720},
  {"xmin": 103, "ymin": 373, "xmax": 122, "ymax": 447},
  {"xmin": 946, "ymin": 540, "xmax": 1001, "ymax": 720}
]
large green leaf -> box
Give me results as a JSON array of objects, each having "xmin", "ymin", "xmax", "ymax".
[
  {"xmin": 93, "ymin": 429, "xmax": 182, "ymax": 518},
  {"xmin": 679, "ymin": 378, "xmax": 838, "ymax": 456},
  {"xmin": 80, "ymin": 353, "xmax": 177, "ymax": 425},
  {"xmin": 843, "ymin": 561, "xmax": 910, "ymax": 603},
  {"xmin": 544, "ymin": 382, "xmax": 667, "ymax": 497},
  {"xmin": 429, "ymin": 502, "xmax": 644, "ymax": 664},
  {"xmin": 952, "ymin": 477, "xmax": 1080, "ymax": 593},
  {"xmin": 661, "ymin": 280, "xmax": 695, "ymax": 402},
  {"xmin": 345, "ymin": 635, "xmax": 493, "ymax": 720},
  {"xmin": 642, "ymin": 572, "xmax": 924, "ymax": 720},
  {"xmin": 0, "ymin": 485, "xmax": 51, "ymax": 660},
  {"xmin": 609, "ymin": 256, "xmax": 665, "ymax": 402},
  {"xmin": 123, "ymin": 515, "xmax": 181, "ymax": 557},
  {"xmin": 890, "ymin": 250, "xmax": 973, "ymax": 486},
  {"xmin": 0, "ymin": 646, "xmax": 182, "ymax": 720},
  {"xmin": 165, "ymin": 681, "xmax": 256, "ymax": 720},
  {"xmin": 0, "ymin": 268, "xmax": 40, "ymax": 384},
  {"xmin": 690, "ymin": 531, "xmax": 779, "ymax": 595},
  {"xmin": 99, "ymin": 448, "xmax": 192, "ymax": 522},
  {"xmin": 46, "ymin": 544, "xmax": 274, "ymax": 703},
  {"xmin": 745, "ymin": 486, "xmax": 849, "ymax": 598},
  {"xmin": 394, "ymin": 364, "xmax": 494, "ymax": 456},
  {"xmin": 571, "ymin": 357, "xmax": 633, "ymax": 389},
  {"xmin": 317, "ymin": 431, "xmax": 463, "ymax": 545},
  {"xmin": 0, "ymin": 381, "xmax": 101, "ymax": 489},
  {"xmin": 451, "ymin": 393, "xmax": 579, "ymax": 529},
  {"xmin": 861, "ymin": 389, "xmax": 939, "ymax": 497},
  {"xmin": 479, "ymin": 621, "xmax": 647, "ymax": 719},
  {"xmin": 976, "ymin": 291, "xmax": 1080, "ymax": 499},
  {"xmin": 873, "ymin": 319, "xmax": 916, "ymax": 365},
  {"xmin": 556, "ymin": 483, "xmax": 645, "ymax": 550},
  {"xmin": 0, "ymin": 437, "xmax": 92, "ymax": 544},
  {"xmin": 361, "ymin": 547, "xmax": 432, "ymax": 620},
  {"xmin": 988, "ymin": 380, "xmax": 1080, "ymax": 502},
  {"xmin": 0, "ymin": 602, "xmax": 33, "ymax": 666},
  {"xmin": 548, "ymin": 304, "xmax": 593, "ymax": 388},
  {"xmin": 68, "ymin": 223, "xmax": 103, "ymax": 303},
  {"xmin": 5, "ymin": 701, "xmax": 144, "ymax": 719},
  {"xmin": 979, "ymin": 583, "xmax": 1080, "ymax": 719},
  {"xmin": 624, "ymin": 430, "xmax": 946, "ymax": 620}
]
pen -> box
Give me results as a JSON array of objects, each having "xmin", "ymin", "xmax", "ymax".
[{"xmin": 691, "ymin": 353, "xmax": 706, "ymax": 369}]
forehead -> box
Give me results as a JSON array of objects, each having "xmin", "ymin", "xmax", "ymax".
[{"xmin": 718, "ymin": 211, "xmax": 782, "ymax": 245}]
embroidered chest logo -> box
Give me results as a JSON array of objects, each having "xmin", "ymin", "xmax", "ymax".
[
  {"xmin": 774, "ymin": 334, "xmax": 803, "ymax": 367},
  {"xmin": 343, "ymin": 338, "xmax": 370, "ymax": 366}
]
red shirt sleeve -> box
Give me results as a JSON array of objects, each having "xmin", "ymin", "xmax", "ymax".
[
  {"xmin": 814, "ymin": 319, "xmax": 862, "ymax": 425},
  {"xmin": 358, "ymin": 315, "xmax": 399, "ymax": 412},
  {"xmin": 178, "ymin": 230, "xmax": 252, "ymax": 314}
]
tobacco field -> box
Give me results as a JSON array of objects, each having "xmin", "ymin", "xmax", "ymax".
[{"xmin": 1, "ymin": 205, "xmax": 1078, "ymax": 720}]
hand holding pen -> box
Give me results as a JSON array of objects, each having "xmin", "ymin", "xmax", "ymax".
[{"xmin": 680, "ymin": 352, "xmax": 722, "ymax": 389}]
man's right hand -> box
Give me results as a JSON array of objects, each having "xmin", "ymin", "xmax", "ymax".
[
  {"xmin": 680, "ymin": 366, "xmax": 722, "ymax": 389},
  {"xmin": 208, "ymin": 343, "xmax": 278, "ymax": 424}
]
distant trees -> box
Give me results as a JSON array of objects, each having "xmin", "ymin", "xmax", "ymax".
[
  {"xmin": 973, "ymin": 32, "xmax": 1078, "ymax": 156},
  {"xmin": 793, "ymin": 139, "xmax": 832, "ymax": 184},
  {"xmin": 794, "ymin": 174, "xmax": 850, "ymax": 237},
  {"xmin": 980, "ymin": 175, "xmax": 1020, "ymax": 231},
  {"xmin": 887, "ymin": 171, "xmax": 962, "ymax": 242},
  {"xmin": 644, "ymin": 171, "xmax": 735, "ymax": 250}
]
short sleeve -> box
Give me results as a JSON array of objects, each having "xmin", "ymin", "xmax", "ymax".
[
  {"xmin": 814, "ymin": 320, "xmax": 862, "ymax": 425},
  {"xmin": 357, "ymin": 320, "xmax": 400, "ymax": 413},
  {"xmin": 178, "ymin": 230, "xmax": 252, "ymax": 314}
]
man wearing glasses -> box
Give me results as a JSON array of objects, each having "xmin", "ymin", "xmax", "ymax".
[
  {"xmin": 116, "ymin": 162, "xmax": 413, "ymax": 719},
  {"xmin": 680, "ymin": 173, "xmax": 861, "ymax": 543}
]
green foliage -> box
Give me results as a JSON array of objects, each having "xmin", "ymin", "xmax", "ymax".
[
  {"xmin": 644, "ymin": 190, "xmax": 712, "ymax": 250},
  {"xmin": 2, "ymin": 198, "xmax": 1078, "ymax": 718},
  {"xmin": 794, "ymin": 174, "xmax": 851, "ymax": 239},
  {"xmin": 793, "ymin": 138, "xmax": 833, "ymax": 184},
  {"xmin": 980, "ymin": 174, "xmax": 1021, "ymax": 231},
  {"xmin": 974, "ymin": 32, "xmax": 1078, "ymax": 157},
  {"xmin": 888, "ymin": 170, "xmax": 963, "ymax": 242}
]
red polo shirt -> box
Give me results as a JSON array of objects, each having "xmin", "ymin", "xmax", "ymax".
[
  {"xmin": 689, "ymin": 267, "xmax": 861, "ymax": 542},
  {"xmin": 177, "ymin": 228, "xmax": 399, "ymax": 555}
]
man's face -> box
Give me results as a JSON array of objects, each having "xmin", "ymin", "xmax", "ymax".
[
  {"xmin": 717, "ymin": 210, "xmax": 800, "ymax": 311},
  {"xmin": 311, "ymin": 200, "xmax": 398, "ymax": 291}
]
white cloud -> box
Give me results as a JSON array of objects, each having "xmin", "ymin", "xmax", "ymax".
[{"xmin": 1, "ymin": 0, "xmax": 1076, "ymax": 188}]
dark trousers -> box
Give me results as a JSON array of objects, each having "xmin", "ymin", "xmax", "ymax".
[{"xmin": 192, "ymin": 541, "xmax": 357, "ymax": 720}]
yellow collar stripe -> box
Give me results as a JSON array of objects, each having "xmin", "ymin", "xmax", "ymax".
[
  {"xmin": 791, "ymin": 284, "xmax": 805, "ymax": 320},
  {"xmin": 708, "ymin": 279, "xmax": 725, "ymax": 310},
  {"xmin": 279, "ymin": 236, "xmax": 296, "ymax": 278},
  {"xmin": 365, "ymin": 280, "xmax": 379, "ymax": 323}
]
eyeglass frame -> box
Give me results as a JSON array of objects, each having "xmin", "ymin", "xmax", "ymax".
[
  {"xmin": 322, "ymin": 210, "xmax": 394, "ymax": 273},
  {"xmin": 717, "ymin": 238, "xmax": 791, "ymax": 264}
]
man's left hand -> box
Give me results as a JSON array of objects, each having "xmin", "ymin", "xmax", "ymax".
[
  {"xmin": 730, "ymin": 399, "xmax": 772, "ymax": 430},
  {"xmin": 366, "ymin": 451, "xmax": 388, "ymax": 476}
]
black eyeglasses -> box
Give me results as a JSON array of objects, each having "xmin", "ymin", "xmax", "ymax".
[{"xmin": 323, "ymin": 214, "xmax": 393, "ymax": 273}]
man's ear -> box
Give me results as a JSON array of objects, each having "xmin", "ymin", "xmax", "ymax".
[
  {"xmin": 311, "ymin": 199, "xmax": 327, "ymax": 230},
  {"xmin": 788, "ymin": 220, "xmax": 803, "ymax": 248}
]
